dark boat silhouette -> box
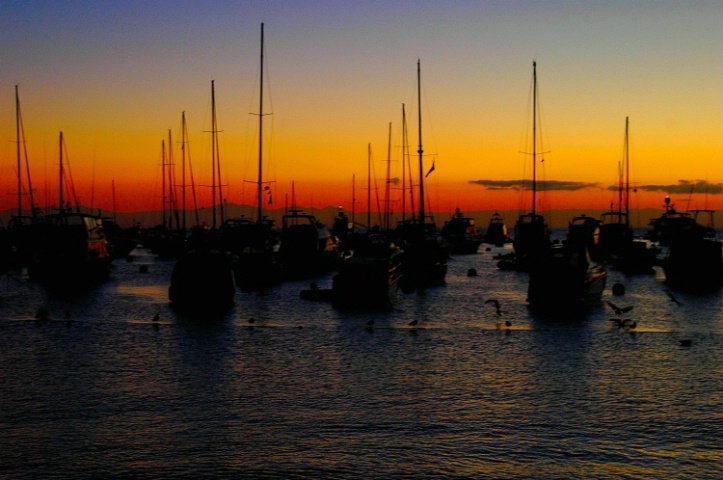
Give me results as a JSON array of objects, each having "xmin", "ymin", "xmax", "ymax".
[
  {"xmin": 484, "ymin": 212, "xmax": 510, "ymax": 247},
  {"xmin": 331, "ymin": 232, "xmax": 403, "ymax": 310},
  {"xmin": 441, "ymin": 208, "xmax": 483, "ymax": 254},
  {"xmin": 661, "ymin": 209, "xmax": 723, "ymax": 291},
  {"xmin": 507, "ymin": 62, "xmax": 551, "ymax": 271}
]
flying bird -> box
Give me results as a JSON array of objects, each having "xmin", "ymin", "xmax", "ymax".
[
  {"xmin": 606, "ymin": 301, "xmax": 633, "ymax": 316},
  {"xmin": 664, "ymin": 290, "xmax": 683, "ymax": 306}
]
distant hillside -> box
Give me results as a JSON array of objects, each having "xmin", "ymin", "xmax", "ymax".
[{"xmin": 2, "ymin": 204, "xmax": 720, "ymax": 231}]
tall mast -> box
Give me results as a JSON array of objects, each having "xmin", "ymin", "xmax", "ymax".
[
  {"xmin": 417, "ymin": 59, "xmax": 425, "ymax": 226},
  {"xmin": 161, "ymin": 139, "xmax": 166, "ymax": 228},
  {"xmin": 211, "ymin": 80, "xmax": 217, "ymax": 229},
  {"xmin": 16, "ymin": 86, "xmax": 21, "ymax": 219},
  {"xmin": 168, "ymin": 129, "xmax": 177, "ymax": 231},
  {"xmin": 532, "ymin": 60, "xmax": 537, "ymax": 217},
  {"xmin": 384, "ymin": 121, "xmax": 392, "ymax": 230},
  {"xmin": 181, "ymin": 111, "xmax": 187, "ymax": 232},
  {"xmin": 401, "ymin": 103, "xmax": 407, "ymax": 223},
  {"xmin": 367, "ymin": 143, "xmax": 372, "ymax": 228},
  {"xmin": 624, "ymin": 116, "xmax": 630, "ymax": 225},
  {"xmin": 59, "ymin": 131, "xmax": 64, "ymax": 214},
  {"xmin": 257, "ymin": 22, "xmax": 265, "ymax": 223},
  {"xmin": 351, "ymin": 173, "xmax": 356, "ymax": 226}
]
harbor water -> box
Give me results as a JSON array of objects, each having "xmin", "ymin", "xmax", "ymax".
[{"xmin": 1, "ymin": 241, "xmax": 722, "ymax": 479}]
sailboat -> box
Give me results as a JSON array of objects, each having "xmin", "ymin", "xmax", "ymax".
[
  {"xmin": 598, "ymin": 117, "xmax": 657, "ymax": 273},
  {"xmin": 509, "ymin": 61, "xmax": 551, "ymax": 271},
  {"xmin": 27, "ymin": 132, "xmax": 112, "ymax": 286},
  {"xmin": 7, "ymin": 85, "xmax": 43, "ymax": 270},
  {"xmin": 224, "ymin": 22, "xmax": 282, "ymax": 290},
  {"xmin": 168, "ymin": 82, "xmax": 235, "ymax": 312},
  {"xmin": 523, "ymin": 62, "xmax": 607, "ymax": 312},
  {"xmin": 396, "ymin": 60, "xmax": 449, "ymax": 291},
  {"xmin": 331, "ymin": 143, "xmax": 404, "ymax": 310}
]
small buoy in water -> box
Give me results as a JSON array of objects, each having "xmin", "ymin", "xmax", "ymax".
[
  {"xmin": 467, "ymin": 268, "xmax": 477, "ymax": 277},
  {"xmin": 680, "ymin": 339, "xmax": 692, "ymax": 347},
  {"xmin": 408, "ymin": 319, "xmax": 418, "ymax": 327},
  {"xmin": 612, "ymin": 283, "xmax": 625, "ymax": 296},
  {"xmin": 248, "ymin": 318, "xmax": 255, "ymax": 324},
  {"xmin": 139, "ymin": 265, "xmax": 149, "ymax": 274}
]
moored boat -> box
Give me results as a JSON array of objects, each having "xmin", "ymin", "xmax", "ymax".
[
  {"xmin": 331, "ymin": 233, "xmax": 403, "ymax": 310},
  {"xmin": 484, "ymin": 212, "xmax": 509, "ymax": 247},
  {"xmin": 441, "ymin": 208, "xmax": 483, "ymax": 254},
  {"xmin": 508, "ymin": 62, "xmax": 552, "ymax": 271}
]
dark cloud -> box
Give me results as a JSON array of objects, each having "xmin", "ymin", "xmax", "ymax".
[
  {"xmin": 469, "ymin": 179, "xmax": 599, "ymax": 192},
  {"xmin": 632, "ymin": 179, "xmax": 723, "ymax": 195}
]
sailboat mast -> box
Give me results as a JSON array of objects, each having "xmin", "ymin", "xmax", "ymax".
[
  {"xmin": 384, "ymin": 121, "xmax": 392, "ymax": 230},
  {"xmin": 351, "ymin": 173, "xmax": 356, "ymax": 226},
  {"xmin": 211, "ymin": 80, "xmax": 217, "ymax": 229},
  {"xmin": 16, "ymin": 86, "xmax": 21, "ymax": 220},
  {"xmin": 624, "ymin": 116, "xmax": 630, "ymax": 226},
  {"xmin": 367, "ymin": 143, "xmax": 372, "ymax": 228},
  {"xmin": 417, "ymin": 59, "xmax": 425, "ymax": 226},
  {"xmin": 257, "ymin": 22, "xmax": 265, "ymax": 223},
  {"xmin": 532, "ymin": 60, "xmax": 537, "ymax": 217},
  {"xmin": 181, "ymin": 111, "xmax": 187, "ymax": 232},
  {"xmin": 401, "ymin": 103, "xmax": 407, "ymax": 223},
  {"xmin": 161, "ymin": 139, "xmax": 166, "ymax": 228},
  {"xmin": 59, "ymin": 131, "xmax": 64, "ymax": 214}
]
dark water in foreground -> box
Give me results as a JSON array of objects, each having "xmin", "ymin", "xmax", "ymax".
[{"xmin": 1, "ymin": 243, "xmax": 722, "ymax": 479}]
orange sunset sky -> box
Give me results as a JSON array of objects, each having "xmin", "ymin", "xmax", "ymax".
[{"xmin": 1, "ymin": 1, "xmax": 721, "ymax": 223}]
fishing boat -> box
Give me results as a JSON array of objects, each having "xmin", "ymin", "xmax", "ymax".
[
  {"xmin": 598, "ymin": 117, "xmax": 657, "ymax": 273},
  {"xmin": 508, "ymin": 61, "xmax": 551, "ymax": 271},
  {"xmin": 484, "ymin": 212, "xmax": 509, "ymax": 247},
  {"xmin": 645, "ymin": 196, "xmax": 710, "ymax": 246},
  {"xmin": 27, "ymin": 132, "xmax": 111, "ymax": 285},
  {"xmin": 396, "ymin": 60, "xmax": 450, "ymax": 291},
  {"xmin": 441, "ymin": 208, "xmax": 483, "ymax": 254}
]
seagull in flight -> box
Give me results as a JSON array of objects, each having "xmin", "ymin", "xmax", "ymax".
[
  {"xmin": 664, "ymin": 289, "xmax": 683, "ymax": 306},
  {"xmin": 606, "ymin": 301, "xmax": 633, "ymax": 316},
  {"xmin": 608, "ymin": 318, "xmax": 637, "ymax": 329}
]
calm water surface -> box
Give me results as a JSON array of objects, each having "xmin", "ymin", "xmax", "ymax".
[{"xmin": 1, "ymin": 241, "xmax": 722, "ymax": 479}]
